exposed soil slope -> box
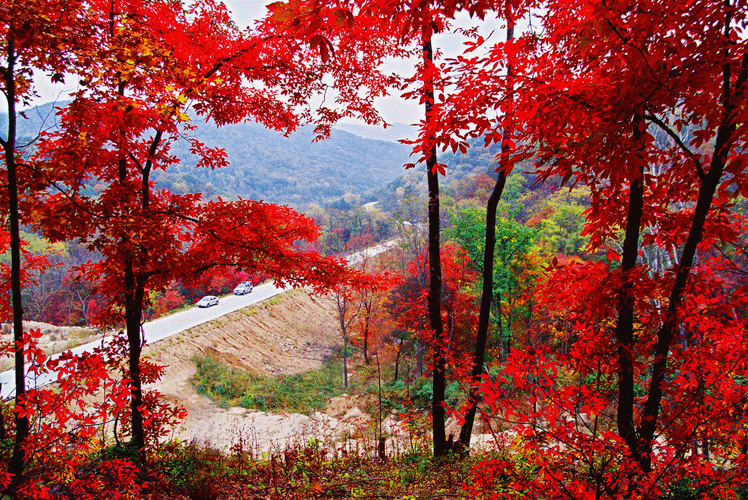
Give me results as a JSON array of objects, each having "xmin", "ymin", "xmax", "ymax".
[{"xmin": 143, "ymin": 289, "xmax": 384, "ymax": 454}]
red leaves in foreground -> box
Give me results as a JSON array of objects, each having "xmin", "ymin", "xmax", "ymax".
[
  {"xmin": 0, "ymin": 329, "xmax": 181, "ymax": 498},
  {"xmin": 466, "ymin": 337, "xmax": 748, "ymax": 499}
]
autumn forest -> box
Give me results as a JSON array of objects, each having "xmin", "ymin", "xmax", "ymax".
[{"xmin": 1, "ymin": 0, "xmax": 748, "ymax": 498}]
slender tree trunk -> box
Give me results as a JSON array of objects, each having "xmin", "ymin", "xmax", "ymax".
[
  {"xmin": 337, "ymin": 294, "xmax": 349, "ymax": 388},
  {"xmin": 638, "ymin": 157, "xmax": 724, "ymax": 472},
  {"xmin": 393, "ymin": 336, "xmax": 403, "ymax": 383},
  {"xmin": 416, "ymin": 331, "xmax": 424, "ymax": 377},
  {"xmin": 125, "ymin": 266, "xmax": 147, "ymax": 461},
  {"xmin": 458, "ymin": 19, "xmax": 514, "ymax": 451},
  {"xmin": 336, "ymin": 292, "xmax": 359, "ymax": 389},
  {"xmin": 422, "ymin": 33, "xmax": 447, "ymax": 457},
  {"xmin": 362, "ymin": 298, "xmax": 372, "ymax": 364},
  {"xmin": 637, "ymin": 21, "xmax": 748, "ymax": 472},
  {"xmin": 116, "ymin": 111, "xmax": 147, "ymax": 460},
  {"xmin": 117, "ymin": 75, "xmax": 160, "ymax": 462},
  {"xmin": 498, "ymin": 308, "xmax": 507, "ymax": 361},
  {"xmin": 447, "ymin": 306, "xmax": 455, "ymax": 355},
  {"xmin": 3, "ymin": 37, "xmax": 29, "ymax": 497},
  {"xmin": 343, "ymin": 333, "xmax": 348, "ymax": 389},
  {"xmin": 0, "ymin": 385, "xmax": 5, "ymax": 442},
  {"xmin": 614, "ymin": 111, "xmax": 646, "ymax": 466},
  {"xmin": 342, "ymin": 308, "xmax": 349, "ymax": 390},
  {"xmin": 639, "ymin": 109, "xmax": 742, "ymax": 471},
  {"xmin": 458, "ymin": 171, "xmax": 506, "ymax": 449}
]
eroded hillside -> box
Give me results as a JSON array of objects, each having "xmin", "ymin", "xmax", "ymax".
[{"xmin": 143, "ymin": 289, "xmax": 384, "ymax": 454}]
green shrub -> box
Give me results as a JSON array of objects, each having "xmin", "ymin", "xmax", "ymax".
[{"xmin": 191, "ymin": 354, "xmax": 346, "ymax": 414}]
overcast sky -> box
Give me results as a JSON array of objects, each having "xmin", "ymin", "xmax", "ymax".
[
  {"xmin": 25, "ymin": 0, "xmax": 510, "ymax": 128},
  {"xmin": 222, "ymin": 0, "xmax": 509, "ymax": 126}
]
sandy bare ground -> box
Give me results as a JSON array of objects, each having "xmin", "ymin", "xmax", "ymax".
[{"xmin": 143, "ymin": 288, "xmax": 391, "ymax": 455}]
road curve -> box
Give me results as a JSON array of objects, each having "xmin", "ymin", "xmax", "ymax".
[{"xmin": 0, "ymin": 240, "xmax": 399, "ymax": 399}]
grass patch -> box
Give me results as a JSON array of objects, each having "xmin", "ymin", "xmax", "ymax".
[
  {"xmin": 153, "ymin": 439, "xmax": 476, "ymax": 500},
  {"xmin": 264, "ymin": 295, "xmax": 282, "ymax": 306},
  {"xmin": 191, "ymin": 354, "xmax": 346, "ymax": 414}
]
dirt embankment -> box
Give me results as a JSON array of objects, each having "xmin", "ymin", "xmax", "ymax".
[
  {"xmin": 0, "ymin": 322, "xmax": 102, "ymax": 371},
  {"xmin": 4, "ymin": 290, "xmax": 393, "ymax": 455},
  {"xmin": 144, "ymin": 289, "xmax": 389, "ymax": 454}
]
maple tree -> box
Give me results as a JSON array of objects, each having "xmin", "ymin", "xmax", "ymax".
[
  {"xmin": 451, "ymin": 202, "xmax": 540, "ymax": 446},
  {"xmin": 0, "ymin": 0, "xmax": 92, "ymax": 493},
  {"xmin": 334, "ymin": 248, "xmax": 400, "ymax": 387},
  {"xmin": 520, "ymin": 0, "xmax": 745, "ymax": 479},
  {"xmin": 348, "ymin": 245, "xmax": 376, "ymax": 365},
  {"xmin": 354, "ymin": 279, "xmax": 390, "ymax": 366},
  {"xmin": 382, "ymin": 243, "xmax": 478, "ymax": 438},
  {"xmin": 420, "ymin": 32, "xmax": 450, "ymax": 456},
  {"xmin": 273, "ymin": 0, "xmax": 500, "ymax": 456},
  {"xmin": 452, "ymin": 206, "xmax": 537, "ymax": 348},
  {"xmin": 436, "ymin": 243, "xmax": 479, "ymax": 364},
  {"xmin": 151, "ymin": 284, "xmax": 186, "ymax": 318},
  {"xmin": 24, "ymin": 0, "xmax": 391, "ymax": 467},
  {"xmin": 0, "ymin": 333, "xmax": 152, "ymax": 499},
  {"xmin": 335, "ymin": 288, "xmax": 360, "ymax": 389},
  {"xmin": 267, "ymin": 0, "xmax": 504, "ymax": 456},
  {"xmin": 347, "ymin": 249, "xmax": 401, "ymax": 365},
  {"xmin": 434, "ymin": 0, "xmax": 748, "ymax": 494},
  {"xmin": 271, "ymin": 0, "xmax": 748, "ymax": 494}
]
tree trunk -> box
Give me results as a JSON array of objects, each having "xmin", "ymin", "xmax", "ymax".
[
  {"xmin": 638, "ymin": 115, "xmax": 741, "ymax": 472},
  {"xmin": 498, "ymin": 308, "xmax": 507, "ymax": 361},
  {"xmin": 3, "ymin": 37, "xmax": 30, "ymax": 498},
  {"xmin": 393, "ymin": 336, "xmax": 403, "ymax": 383},
  {"xmin": 337, "ymin": 294, "xmax": 349, "ymax": 388},
  {"xmin": 416, "ymin": 332, "xmax": 424, "ymax": 377},
  {"xmin": 614, "ymin": 111, "xmax": 646, "ymax": 466},
  {"xmin": 336, "ymin": 292, "xmax": 359, "ymax": 389},
  {"xmin": 458, "ymin": 170, "xmax": 506, "ymax": 449},
  {"xmin": 115, "ymin": 101, "xmax": 149, "ymax": 460},
  {"xmin": 422, "ymin": 34, "xmax": 447, "ymax": 457},
  {"xmin": 458, "ymin": 19, "xmax": 514, "ymax": 451},
  {"xmin": 125, "ymin": 266, "xmax": 146, "ymax": 461},
  {"xmin": 637, "ymin": 27, "xmax": 748, "ymax": 472},
  {"xmin": 343, "ymin": 332, "xmax": 348, "ymax": 389},
  {"xmin": 362, "ymin": 298, "xmax": 372, "ymax": 364}
]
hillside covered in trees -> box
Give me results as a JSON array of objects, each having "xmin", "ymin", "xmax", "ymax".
[{"xmin": 2, "ymin": 104, "xmax": 412, "ymax": 205}]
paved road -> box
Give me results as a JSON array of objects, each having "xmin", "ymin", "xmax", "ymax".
[{"xmin": 0, "ymin": 240, "xmax": 399, "ymax": 399}]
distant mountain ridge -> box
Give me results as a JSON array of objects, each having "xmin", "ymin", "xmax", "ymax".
[
  {"xmin": 334, "ymin": 122, "xmax": 416, "ymax": 143},
  {"xmin": 2, "ymin": 102, "xmax": 412, "ymax": 207},
  {"xmin": 164, "ymin": 119, "xmax": 411, "ymax": 205},
  {"xmin": 0, "ymin": 101, "xmax": 64, "ymax": 142}
]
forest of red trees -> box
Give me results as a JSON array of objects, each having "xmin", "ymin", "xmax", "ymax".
[{"xmin": 2, "ymin": 0, "xmax": 748, "ymax": 498}]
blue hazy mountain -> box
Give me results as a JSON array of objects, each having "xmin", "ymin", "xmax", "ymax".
[{"xmin": 2, "ymin": 102, "xmax": 412, "ymax": 206}]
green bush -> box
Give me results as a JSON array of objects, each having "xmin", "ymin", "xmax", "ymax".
[{"xmin": 191, "ymin": 354, "xmax": 346, "ymax": 414}]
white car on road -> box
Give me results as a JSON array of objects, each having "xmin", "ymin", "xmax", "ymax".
[
  {"xmin": 233, "ymin": 282, "xmax": 254, "ymax": 295},
  {"xmin": 197, "ymin": 295, "xmax": 219, "ymax": 308}
]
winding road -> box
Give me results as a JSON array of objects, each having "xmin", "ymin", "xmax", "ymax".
[{"xmin": 0, "ymin": 240, "xmax": 399, "ymax": 399}]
